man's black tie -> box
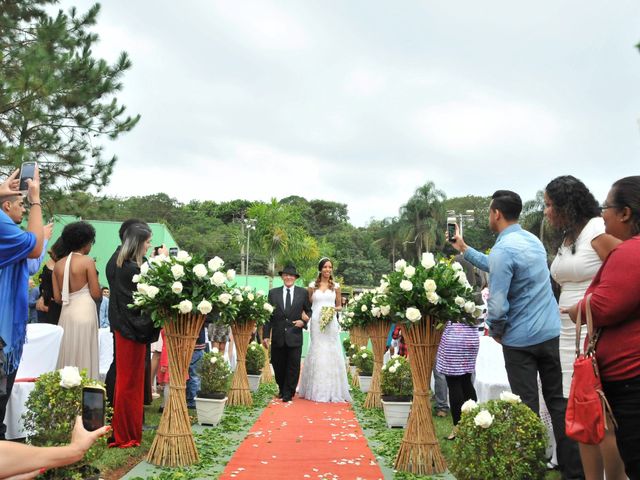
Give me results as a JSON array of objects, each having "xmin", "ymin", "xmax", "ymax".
[{"xmin": 285, "ymin": 287, "xmax": 292, "ymax": 312}]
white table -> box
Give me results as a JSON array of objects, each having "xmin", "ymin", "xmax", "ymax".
[
  {"xmin": 98, "ymin": 327, "xmax": 113, "ymax": 381},
  {"xmin": 6, "ymin": 324, "xmax": 64, "ymax": 439}
]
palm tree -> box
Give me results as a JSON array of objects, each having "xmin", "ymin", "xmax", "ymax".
[
  {"xmin": 373, "ymin": 217, "xmax": 403, "ymax": 268},
  {"xmin": 399, "ymin": 182, "xmax": 447, "ymax": 261}
]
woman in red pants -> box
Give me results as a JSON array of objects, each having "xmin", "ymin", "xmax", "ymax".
[{"xmin": 110, "ymin": 224, "xmax": 159, "ymax": 448}]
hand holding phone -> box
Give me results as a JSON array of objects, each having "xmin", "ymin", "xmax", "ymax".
[
  {"xmin": 82, "ymin": 386, "xmax": 106, "ymax": 432},
  {"xmin": 447, "ymin": 219, "xmax": 457, "ymax": 243},
  {"xmin": 19, "ymin": 161, "xmax": 37, "ymax": 192}
]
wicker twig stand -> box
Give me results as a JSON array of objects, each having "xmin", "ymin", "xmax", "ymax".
[
  {"xmin": 147, "ymin": 311, "xmax": 206, "ymax": 467},
  {"xmin": 394, "ymin": 316, "xmax": 446, "ymax": 475},
  {"xmin": 364, "ymin": 320, "xmax": 389, "ymax": 409},
  {"xmin": 260, "ymin": 345, "xmax": 274, "ymax": 384},
  {"xmin": 227, "ymin": 321, "xmax": 255, "ymax": 406}
]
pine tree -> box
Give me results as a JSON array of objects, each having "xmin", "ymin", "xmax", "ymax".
[{"xmin": 0, "ymin": 1, "xmax": 139, "ymax": 197}]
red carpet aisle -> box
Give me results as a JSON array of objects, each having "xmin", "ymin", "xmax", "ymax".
[{"xmin": 219, "ymin": 398, "xmax": 384, "ymax": 480}]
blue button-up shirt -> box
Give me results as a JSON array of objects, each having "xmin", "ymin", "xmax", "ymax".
[{"xmin": 463, "ymin": 224, "xmax": 560, "ymax": 347}]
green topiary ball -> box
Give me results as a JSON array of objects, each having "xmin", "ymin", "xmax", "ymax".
[{"xmin": 450, "ymin": 395, "xmax": 548, "ymax": 480}]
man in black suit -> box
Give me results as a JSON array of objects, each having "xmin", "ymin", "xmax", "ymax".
[{"xmin": 262, "ymin": 265, "xmax": 312, "ymax": 402}]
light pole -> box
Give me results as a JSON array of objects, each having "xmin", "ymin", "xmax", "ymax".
[{"xmin": 244, "ymin": 218, "xmax": 257, "ymax": 286}]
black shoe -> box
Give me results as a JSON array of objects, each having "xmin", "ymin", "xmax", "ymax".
[
  {"xmin": 158, "ymin": 406, "xmax": 164, "ymax": 413},
  {"xmin": 282, "ymin": 396, "xmax": 292, "ymax": 402}
]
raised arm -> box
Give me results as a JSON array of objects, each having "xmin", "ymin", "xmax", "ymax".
[{"xmin": 25, "ymin": 167, "xmax": 44, "ymax": 259}]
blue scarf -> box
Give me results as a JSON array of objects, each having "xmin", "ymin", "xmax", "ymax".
[{"xmin": 0, "ymin": 210, "xmax": 36, "ymax": 374}]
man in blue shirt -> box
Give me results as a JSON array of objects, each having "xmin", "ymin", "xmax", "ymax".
[
  {"xmin": 451, "ymin": 190, "xmax": 583, "ymax": 480},
  {"xmin": 99, "ymin": 287, "xmax": 110, "ymax": 328}
]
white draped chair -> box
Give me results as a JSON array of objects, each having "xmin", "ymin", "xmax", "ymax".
[{"xmin": 6, "ymin": 323, "xmax": 64, "ymax": 439}]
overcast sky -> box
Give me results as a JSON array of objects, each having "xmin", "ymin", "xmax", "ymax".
[{"xmin": 65, "ymin": 1, "xmax": 640, "ymax": 226}]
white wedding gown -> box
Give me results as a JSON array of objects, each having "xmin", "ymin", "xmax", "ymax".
[{"xmin": 298, "ymin": 286, "xmax": 352, "ymax": 403}]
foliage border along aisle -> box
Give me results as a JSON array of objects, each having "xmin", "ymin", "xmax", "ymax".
[
  {"xmin": 217, "ymin": 286, "xmax": 273, "ymax": 406},
  {"xmin": 384, "ymin": 253, "xmax": 482, "ymax": 475},
  {"xmin": 131, "ymin": 252, "xmax": 237, "ymax": 467},
  {"xmin": 344, "ymin": 290, "xmax": 392, "ymax": 408}
]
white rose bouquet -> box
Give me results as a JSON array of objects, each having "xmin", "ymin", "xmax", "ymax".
[
  {"xmin": 130, "ymin": 250, "xmax": 239, "ymax": 326},
  {"xmin": 343, "ymin": 289, "xmax": 392, "ymax": 328},
  {"xmin": 319, "ymin": 306, "xmax": 335, "ymax": 332},
  {"xmin": 384, "ymin": 253, "xmax": 482, "ymax": 328},
  {"xmin": 216, "ymin": 286, "xmax": 272, "ymax": 326}
]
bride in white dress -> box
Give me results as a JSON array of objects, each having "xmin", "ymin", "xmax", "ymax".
[{"xmin": 298, "ymin": 258, "xmax": 352, "ymax": 403}]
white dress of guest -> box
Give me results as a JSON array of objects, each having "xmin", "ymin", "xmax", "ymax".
[
  {"xmin": 550, "ymin": 217, "xmax": 605, "ymax": 397},
  {"xmin": 298, "ymin": 282, "xmax": 352, "ymax": 403}
]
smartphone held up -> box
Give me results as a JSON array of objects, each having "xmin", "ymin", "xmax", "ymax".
[
  {"xmin": 82, "ymin": 386, "xmax": 106, "ymax": 432},
  {"xmin": 447, "ymin": 218, "xmax": 457, "ymax": 243},
  {"xmin": 18, "ymin": 161, "xmax": 37, "ymax": 192}
]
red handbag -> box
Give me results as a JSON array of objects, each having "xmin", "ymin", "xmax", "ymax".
[{"xmin": 565, "ymin": 294, "xmax": 617, "ymax": 444}]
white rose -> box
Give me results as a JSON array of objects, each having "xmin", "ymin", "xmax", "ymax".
[
  {"xmin": 210, "ymin": 356, "xmax": 218, "ymax": 364},
  {"xmin": 137, "ymin": 283, "xmax": 150, "ymax": 295},
  {"xmin": 381, "ymin": 364, "xmax": 387, "ymax": 371},
  {"xmin": 218, "ymin": 293, "xmax": 232, "ymax": 305},
  {"xmin": 455, "ymin": 296, "xmax": 466, "ymax": 307},
  {"xmin": 388, "ymin": 366, "xmax": 397, "ymax": 373},
  {"xmin": 193, "ymin": 264, "xmax": 208, "ymax": 278},
  {"xmin": 208, "ymin": 256, "xmax": 224, "ymax": 271},
  {"xmin": 461, "ymin": 399, "xmax": 478, "ymax": 413},
  {"xmin": 380, "ymin": 305, "xmax": 391, "ymax": 316},
  {"xmin": 212, "ymin": 347, "xmax": 219, "ymax": 354},
  {"xmin": 360, "ymin": 346, "xmax": 367, "ymax": 350},
  {"xmin": 140, "ymin": 262, "xmax": 150, "ymax": 275},
  {"xmin": 377, "ymin": 280, "xmax": 389, "ymax": 294},
  {"xmin": 400, "ymin": 279, "xmax": 413, "ymax": 292},
  {"xmin": 59, "ymin": 366, "xmax": 82, "ymax": 388},
  {"xmin": 178, "ymin": 300, "xmax": 193, "ymax": 314},
  {"xmin": 361, "ymin": 353, "xmax": 368, "ymax": 359},
  {"xmin": 451, "ymin": 261, "xmax": 464, "ymax": 272},
  {"xmin": 247, "ymin": 293, "xmax": 254, "ymax": 301},
  {"xmin": 423, "ymin": 279, "xmax": 437, "ymax": 292},
  {"xmin": 131, "ymin": 274, "xmax": 141, "ymax": 284},
  {"xmin": 473, "ymin": 307, "xmax": 483, "ymax": 318},
  {"xmin": 347, "ymin": 312, "xmax": 355, "ymax": 318},
  {"xmin": 474, "ymin": 410, "xmax": 494, "ymax": 429},
  {"xmin": 371, "ymin": 306, "xmax": 381, "ymax": 318},
  {"xmin": 226, "ymin": 269, "xmax": 236, "ymax": 281},
  {"xmin": 171, "ymin": 264, "xmax": 185, "ymax": 280},
  {"xmin": 421, "ymin": 252, "xmax": 436, "ymax": 269},
  {"xmin": 263, "ymin": 303, "xmax": 274, "ymax": 314},
  {"xmin": 234, "ymin": 294, "xmax": 243, "ymax": 302},
  {"xmin": 405, "ymin": 307, "xmax": 421, "ymax": 322},
  {"xmin": 211, "ymin": 271, "xmax": 226, "ymax": 286},
  {"xmin": 426, "ymin": 291, "xmax": 439, "ymax": 304},
  {"xmin": 146, "ymin": 285, "xmax": 159, "ymax": 299},
  {"xmin": 172, "ymin": 282, "xmax": 183, "ymax": 294},
  {"xmin": 256, "ymin": 290, "xmax": 265, "ymax": 296},
  {"xmin": 197, "ymin": 300, "xmax": 213, "ymax": 315},
  {"xmin": 500, "ymin": 391, "xmax": 522, "ymax": 403},
  {"xmin": 457, "ymin": 270, "xmax": 471, "ymax": 288},
  {"xmin": 133, "ymin": 296, "xmax": 144, "ymax": 306},
  {"xmin": 371, "ymin": 296, "xmax": 378, "ymax": 304},
  {"xmin": 464, "ymin": 301, "xmax": 476, "ymax": 313},
  {"xmin": 394, "ymin": 259, "xmax": 407, "ymax": 272},
  {"xmin": 351, "ymin": 354, "xmax": 357, "ymax": 359},
  {"xmin": 176, "ymin": 250, "xmax": 191, "ymax": 262},
  {"xmin": 403, "ymin": 265, "xmax": 416, "ymax": 278},
  {"xmin": 361, "ymin": 305, "xmax": 368, "ymax": 312}
]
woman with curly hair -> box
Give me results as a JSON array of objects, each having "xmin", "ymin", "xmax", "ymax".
[
  {"xmin": 545, "ymin": 175, "xmax": 624, "ymax": 480},
  {"xmin": 53, "ymin": 221, "xmax": 102, "ymax": 379}
]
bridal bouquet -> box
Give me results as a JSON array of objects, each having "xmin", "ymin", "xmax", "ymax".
[
  {"xmin": 319, "ymin": 306, "xmax": 335, "ymax": 331},
  {"xmin": 131, "ymin": 252, "xmax": 239, "ymax": 326}
]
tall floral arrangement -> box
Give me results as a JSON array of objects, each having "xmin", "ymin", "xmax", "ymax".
[
  {"xmin": 384, "ymin": 254, "xmax": 482, "ymax": 328},
  {"xmin": 131, "ymin": 253, "xmax": 238, "ymax": 325},
  {"xmin": 220, "ymin": 286, "xmax": 273, "ymax": 325},
  {"xmin": 385, "ymin": 253, "xmax": 483, "ymax": 475},
  {"xmin": 343, "ymin": 289, "xmax": 392, "ymax": 327}
]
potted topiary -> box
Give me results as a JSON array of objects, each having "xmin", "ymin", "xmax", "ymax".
[
  {"xmin": 245, "ymin": 341, "xmax": 266, "ymax": 392},
  {"xmin": 450, "ymin": 392, "xmax": 548, "ymax": 480},
  {"xmin": 352, "ymin": 346, "xmax": 373, "ymax": 392},
  {"xmin": 380, "ymin": 355, "xmax": 413, "ymax": 427},
  {"xmin": 195, "ymin": 348, "xmax": 233, "ymax": 426},
  {"xmin": 22, "ymin": 367, "xmax": 111, "ymax": 479}
]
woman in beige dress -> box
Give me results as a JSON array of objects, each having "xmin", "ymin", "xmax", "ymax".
[{"xmin": 53, "ymin": 221, "xmax": 101, "ymax": 379}]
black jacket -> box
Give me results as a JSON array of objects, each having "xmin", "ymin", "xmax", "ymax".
[
  {"xmin": 112, "ymin": 259, "xmax": 159, "ymax": 344},
  {"xmin": 263, "ymin": 285, "xmax": 312, "ymax": 348}
]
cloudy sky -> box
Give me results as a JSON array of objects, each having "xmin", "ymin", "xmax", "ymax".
[{"xmin": 65, "ymin": 0, "xmax": 640, "ymax": 226}]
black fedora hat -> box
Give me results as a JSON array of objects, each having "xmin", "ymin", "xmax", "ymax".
[{"xmin": 278, "ymin": 265, "xmax": 300, "ymax": 278}]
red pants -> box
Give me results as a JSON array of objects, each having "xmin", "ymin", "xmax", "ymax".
[{"xmin": 110, "ymin": 331, "xmax": 146, "ymax": 448}]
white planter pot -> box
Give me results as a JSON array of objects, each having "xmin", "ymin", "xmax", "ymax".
[
  {"xmin": 195, "ymin": 396, "xmax": 227, "ymax": 426},
  {"xmin": 381, "ymin": 399, "xmax": 412, "ymax": 428},
  {"xmin": 359, "ymin": 375, "xmax": 372, "ymax": 393},
  {"xmin": 247, "ymin": 374, "xmax": 261, "ymax": 392}
]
